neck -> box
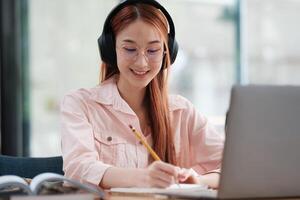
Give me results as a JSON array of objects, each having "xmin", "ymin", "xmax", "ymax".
[{"xmin": 117, "ymin": 80, "xmax": 147, "ymax": 113}]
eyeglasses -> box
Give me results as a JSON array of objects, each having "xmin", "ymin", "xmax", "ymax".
[{"xmin": 116, "ymin": 46, "xmax": 166, "ymax": 63}]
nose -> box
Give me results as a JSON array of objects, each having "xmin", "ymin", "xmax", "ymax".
[{"xmin": 135, "ymin": 51, "xmax": 148, "ymax": 66}]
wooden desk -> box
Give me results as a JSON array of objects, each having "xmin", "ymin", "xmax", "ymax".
[
  {"xmin": 105, "ymin": 191, "xmax": 300, "ymax": 200},
  {"xmin": 105, "ymin": 191, "xmax": 169, "ymax": 200}
]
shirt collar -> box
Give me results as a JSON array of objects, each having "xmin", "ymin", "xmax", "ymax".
[
  {"xmin": 90, "ymin": 75, "xmax": 136, "ymax": 115},
  {"xmin": 90, "ymin": 75, "xmax": 187, "ymax": 114}
]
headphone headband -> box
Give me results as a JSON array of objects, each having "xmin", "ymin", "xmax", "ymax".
[{"xmin": 103, "ymin": 0, "xmax": 175, "ymax": 38}]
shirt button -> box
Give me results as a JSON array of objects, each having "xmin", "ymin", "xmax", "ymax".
[
  {"xmin": 107, "ymin": 136, "xmax": 112, "ymax": 142},
  {"xmin": 139, "ymin": 141, "xmax": 143, "ymax": 145}
]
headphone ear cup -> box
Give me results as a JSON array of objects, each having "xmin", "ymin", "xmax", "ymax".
[
  {"xmin": 98, "ymin": 34, "xmax": 106, "ymax": 62},
  {"xmin": 168, "ymin": 35, "xmax": 178, "ymax": 64},
  {"xmin": 98, "ymin": 33, "xmax": 117, "ymax": 68}
]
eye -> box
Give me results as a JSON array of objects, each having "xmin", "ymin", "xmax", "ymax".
[
  {"xmin": 147, "ymin": 49, "xmax": 161, "ymax": 54},
  {"xmin": 123, "ymin": 47, "xmax": 136, "ymax": 52}
]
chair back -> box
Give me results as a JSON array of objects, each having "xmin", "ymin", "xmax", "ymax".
[{"xmin": 0, "ymin": 155, "xmax": 64, "ymax": 178}]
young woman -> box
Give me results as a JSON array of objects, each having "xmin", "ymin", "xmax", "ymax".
[{"xmin": 61, "ymin": 0, "xmax": 224, "ymax": 189}]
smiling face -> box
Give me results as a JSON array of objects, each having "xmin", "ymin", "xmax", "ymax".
[{"xmin": 115, "ymin": 20, "xmax": 165, "ymax": 91}]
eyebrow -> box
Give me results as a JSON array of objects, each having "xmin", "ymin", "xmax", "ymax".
[{"xmin": 122, "ymin": 39, "xmax": 161, "ymax": 44}]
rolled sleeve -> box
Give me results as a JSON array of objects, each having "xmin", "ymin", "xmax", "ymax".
[
  {"xmin": 60, "ymin": 93, "xmax": 111, "ymax": 186},
  {"xmin": 186, "ymin": 101, "xmax": 225, "ymax": 175}
]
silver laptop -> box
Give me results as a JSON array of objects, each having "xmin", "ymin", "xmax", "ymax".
[
  {"xmin": 165, "ymin": 85, "xmax": 300, "ymax": 199},
  {"xmin": 219, "ymin": 85, "xmax": 300, "ymax": 199}
]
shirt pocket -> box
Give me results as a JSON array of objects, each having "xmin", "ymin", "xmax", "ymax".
[{"xmin": 93, "ymin": 130, "xmax": 128, "ymax": 167}]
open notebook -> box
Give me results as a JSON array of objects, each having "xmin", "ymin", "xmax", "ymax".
[{"xmin": 110, "ymin": 183, "xmax": 217, "ymax": 198}]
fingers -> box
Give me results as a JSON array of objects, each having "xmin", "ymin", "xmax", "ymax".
[
  {"xmin": 150, "ymin": 168, "xmax": 175, "ymax": 184},
  {"xmin": 146, "ymin": 170, "xmax": 173, "ymax": 188},
  {"xmin": 147, "ymin": 161, "xmax": 180, "ymax": 188},
  {"xmin": 178, "ymin": 168, "xmax": 192, "ymax": 182},
  {"xmin": 154, "ymin": 161, "xmax": 179, "ymax": 177},
  {"xmin": 178, "ymin": 168, "xmax": 201, "ymax": 184},
  {"xmin": 146, "ymin": 162, "xmax": 202, "ymax": 187}
]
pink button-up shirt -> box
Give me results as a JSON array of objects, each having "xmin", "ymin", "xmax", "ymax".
[{"xmin": 60, "ymin": 76, "xmax": 224, "ymax": 186}]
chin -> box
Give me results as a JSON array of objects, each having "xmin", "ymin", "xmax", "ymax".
[{"xmin": 131, "ymin": 80, "xmax": 151, "ymax": 89}]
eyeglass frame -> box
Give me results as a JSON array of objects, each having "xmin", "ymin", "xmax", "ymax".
[{"xmin": 116, "ymin": 45, "xmax": 167, "ymax": 63}]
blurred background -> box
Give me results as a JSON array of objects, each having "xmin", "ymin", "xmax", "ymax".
[{"xmin": 1, "ymin": 0, "xmax": 299, "ymax": 156}]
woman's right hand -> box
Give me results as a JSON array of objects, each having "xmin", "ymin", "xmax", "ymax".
[{"xmin": 136, "ymin": 161, "xmax": 179, "ymax": 188}]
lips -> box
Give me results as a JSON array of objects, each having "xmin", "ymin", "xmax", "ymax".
[{"xmin": 130, "ymin": 69, "xmax": 149, "ymax": 76}]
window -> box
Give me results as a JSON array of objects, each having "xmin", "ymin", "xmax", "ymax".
[
  {"xmin": 165, "ymin": 0, "xmax": 235, "ymax": 129},
  {"xmin": 29, "ymin": 0, "xmax": 118, "ymax": 156},
  {"xmin": 246, "ymin": 0, "xmax": 300, "ymax": 85}
]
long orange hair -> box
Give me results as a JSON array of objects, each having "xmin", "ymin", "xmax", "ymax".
[{"xmin": 100, "ymin": 4, "xmax": 176, "ymax": 165}]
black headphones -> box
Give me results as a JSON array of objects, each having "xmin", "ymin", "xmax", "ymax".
[{"xmin": 98, "ymin": 0, "xmax": 178, "ymax": 68}]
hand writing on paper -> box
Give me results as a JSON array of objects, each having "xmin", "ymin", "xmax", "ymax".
[
  {"xmin": 178, "ymin": 168, "xmax": 220, "ymax": 189},
  {"xmin": 138, "ymin": 161, "xmax": 179, "ymax": 188},
  {"xmin": 177, "ymin": 168, "xmax": 201, "ymax": 184}
]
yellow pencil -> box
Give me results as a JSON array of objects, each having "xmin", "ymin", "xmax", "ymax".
[
  {"xmin": 129, "ymin": 125, "xmax": 161, "ymax": 161},
  {"xmin": 129, "ymin": 125, "xmax": 181, "ymax": 187}
]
